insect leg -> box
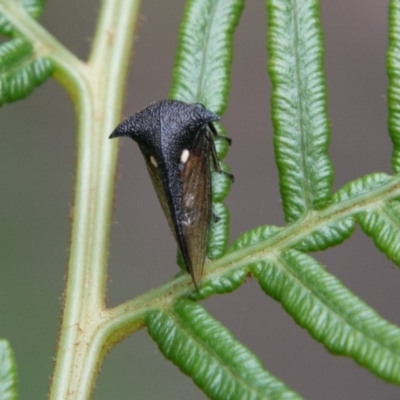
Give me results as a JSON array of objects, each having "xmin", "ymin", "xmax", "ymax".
[
  {"xmin": 212, "ymin": 210, "xmax": 221, "ymax": 223},
  {"xmin": 208, "ymin": 122, "xmax": 232, "ymax": 145},
  {"xmin": 205, "ymin": 125, "xmax": 234, "ymax": 182}
]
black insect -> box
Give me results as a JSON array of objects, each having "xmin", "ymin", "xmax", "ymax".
[{"xmin": 109, "ymin": 99, "xmax": 233, "ymax": 288}]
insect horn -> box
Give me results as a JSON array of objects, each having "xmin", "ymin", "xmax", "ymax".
[{"xmin": 109, "ymin": 118, "xmax": 134, "ymax": 139}]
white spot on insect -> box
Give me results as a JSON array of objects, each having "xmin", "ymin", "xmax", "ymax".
[
  {"xmin": 183, "ymin": 194, "xmax": 195, "ymax": 207},
  {"xmin": 182, "ymin": 209, "xmax": 199, "ymax": 227},
  {"xmin": 150, "ymin": 156, "xmax": 158, "ymax": 168},
  {"xmin": 180, "ymin": 149, "xmax": 190, "ymax": 164}
]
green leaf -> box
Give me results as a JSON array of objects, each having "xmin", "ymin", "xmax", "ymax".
[
  {"xmin": 230, "ymin": 225, "xmax": 281, "ymax": 252},
  {"xmin": 207, "ymin": 202, "xmax": 230, "ymax": 259},
  {"xmin": 190, "ymin": 263, "xmax": 248, "ymax": 300},
  {"xmin": 170, "ymin": 0, "xmax": 244, "ymax": 114},
  {"xmin": 170, "ymin": 0, "xmax": 242, "ymax": 275},
  {"xmin": 267, "ymin": 0, "xmax": 333, "ymax": 222},
  {"xmin": 332, "ymin": 173, "xmax": 392, "ymax": 203},
  {"xmin": 211, "ymin": 162, "xmax": 232, "ymax": 202},
  {"xmin": 190, "ymin": 225, "xmax": 280, "ymax": 299},
  {"xmin": 0, "ymin": 38, "xmax": 54, "ymax": 106},
  {"xmin": 0, "ymin": 339, "xmax": 18, "ymax": 400},
  {"xmin": 295, "ymin": 218, "xmax": 355, "ymax": 252},
  {"xmin": 176, "ymin": 250, "xmax": 186, "ymax": 272},
  {"xmin": 146, "ymin": 300, "xmax": 303, "ymax": 400},
  {"xmin": 358, "ymin": 201, "xmax": 400, "ymax": 267},
  {"xmin": 297, "ymin": 173, "xmax": 392, "ymax": 252},
  {"xmin": 193, "ymin": 269, "xmax": 248, "ymax": 300},
  {"xmin": 228, "ymin": 216, "xmax": 353, "ymax": 256},
  {"xmin": 253, "ymin": 250, "xmax": 400, "ymax": 384},
  {"xmin": 387, "ymin": 0, "xmax": 400, "ymax": 173},
  {"xmin": 213, "ymin": 123, "xmax": 231, "ymax": 159},
  {"xmin": 0, "ymin": 0, "xmax": 45, "ymax": 36}
]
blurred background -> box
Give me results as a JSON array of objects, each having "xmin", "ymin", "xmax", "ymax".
[{"xmin": 1, "ymin": 0, "xmax": 399, "ymax": 399}]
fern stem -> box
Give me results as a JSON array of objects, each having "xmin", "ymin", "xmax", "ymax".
[
  {"xmin": 104, "ymin": 174, "xmax": 400, "ymax": 326},
  {"xmin": 41, "ymin": 1, "xmax": 141, "ymax": 399}
]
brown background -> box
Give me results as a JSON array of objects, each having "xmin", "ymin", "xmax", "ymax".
[{"xmin": 1, "ymin": 1, "xmax": 399, "ymax": 399}]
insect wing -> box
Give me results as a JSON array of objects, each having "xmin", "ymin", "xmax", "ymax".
[
  {"xmin": 181, "ymin": 130, "xmax": 212, "ymax": 286},
  {"xmin": 144, "ymin": 156, "xmax": 179, "ymax": 245}
]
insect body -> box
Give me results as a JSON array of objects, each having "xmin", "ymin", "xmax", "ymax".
[{"xmin": 109, "ymin": 99, "xmax": 233, "ymax": 288}]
